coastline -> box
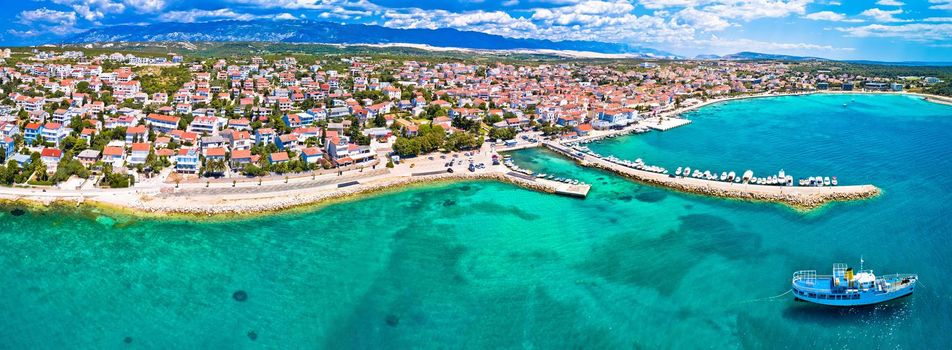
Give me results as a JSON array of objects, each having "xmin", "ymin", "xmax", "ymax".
[
  {"xmin": 0, "ymin": 172, "xmax": 551, "ymax": 221},
  {"xmin": 3, "ymin": 90, "xmax": 940, "ymax": 219},
  {"xmin": 0, "ymin": 144, "xmax": 573, "ymax": 220}
]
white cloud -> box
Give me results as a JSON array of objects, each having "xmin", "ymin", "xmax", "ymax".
[
  {"xmin": 804, "ymin": 11, "xmax": 843, "ymax": 21},
  {"xmin": 838, "ymin": 23, "xmax": 952, "ymax": 42},
  {"xmin": 929, "ymin": 1, "xmax": 952, "ymax": 10},
  {"xmin": 860, "ymin": 8, "xmax": 906, "ymax": 23},
  {"xmin": 158, "ymin": 9, "xmax": 258, "ymax": 23},
  {"xmin": 875, "ymin": 0, "xmax": 904, "ymax": 5},
  {"xmin": 18, "ymin": 8, "xmax": 77, "ymax": 26},
  {"xmin": 124, "ymin": 0, "xmax": 166, "ymax": 12},
  {"xmin": 924, "ymin": 17, "xmax": 952, "ymax": 22},
  {"xmin": 274, "ymin": 13, "xmax": 300, "ymax": 20},
  {"xmin": 675, "ymin": 7, "xmax": 731, "ymax": 31},
  {"xmin": 15, "ymin": 8, "xmax": 84, "ymax": 36},
  {"xmin": 673, "ymin": 35, "xmax": 853, "ymax": 56},
  {"xmin": 226, "ymin": 0, "xmax": 380, "ymax": 11}
]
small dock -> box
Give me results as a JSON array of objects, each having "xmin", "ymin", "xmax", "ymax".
[
  {"xmin": 555, "ymin": 183, "xmax": 591, "ymax": 198},
  {"xmin": 644, "ymin": 117, "xmax": 692, "ymax": 131},
  {"xmin": 505, "ymin": 171, "xmax": 590, "ymax": 198}
]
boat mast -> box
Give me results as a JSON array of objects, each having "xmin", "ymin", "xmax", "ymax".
[{"xmin": 860, "ymin": 255, "xmax": 864, "ymax": 271}]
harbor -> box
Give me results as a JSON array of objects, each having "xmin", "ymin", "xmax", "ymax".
[{"xmin": 543, "ymin": 141, "xmax": 881, "ymax": 209}]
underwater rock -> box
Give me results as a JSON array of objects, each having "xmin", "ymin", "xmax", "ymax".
[
  {"xmin": 233, "ymin": 290, "xmax": 248, "ymax": 302},
  {"xmin": 247, "ymin": 330, "xmax": 258, "ymax": 341},
  {"xmin": 10, "ymin": 208, "xmax": 26, "ymax": 216},
  {"xmin": 385, "ymin": 314, "xmax": 400, "ymax": 327}
]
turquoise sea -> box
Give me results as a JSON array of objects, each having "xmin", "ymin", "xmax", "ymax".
[{"xmin": 1, "ymin": 94, "xmax": 950, "ymax": 348}]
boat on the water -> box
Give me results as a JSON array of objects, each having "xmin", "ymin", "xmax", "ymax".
[{"xmin": 792, "ymin": 261, "xmax": 917, "ymax": 307}]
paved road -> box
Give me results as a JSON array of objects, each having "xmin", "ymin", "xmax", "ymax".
[{"xmin": 161, "ymin": 169, "xmax": 388, "ymax": 196}]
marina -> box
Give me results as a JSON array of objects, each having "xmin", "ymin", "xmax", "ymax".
[{"xmin": 544, "ymin": 141, "xmax": 880, "ymax": 209}]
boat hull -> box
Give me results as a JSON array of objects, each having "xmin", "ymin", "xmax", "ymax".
[{"xmin": 791, "ymin": 284, "xmax": 915, "ymax": 307}]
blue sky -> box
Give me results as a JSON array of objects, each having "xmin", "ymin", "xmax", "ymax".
[{"xmin": 2, "ymin": 0, "xmax": 950, "ymax": 61}]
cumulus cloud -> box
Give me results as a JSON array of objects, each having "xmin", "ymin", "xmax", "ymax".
[
  {"xmin": 125, "ymin": 0, "xmax": 166, "ymax": 12},
  {"xmin": 675, "ymin": 7, "xmax": 731, "ymax": 31},
  {"xmin": 18, "ymin": 8, "xmax": 77, "ymax": 26},
  {"xmin": 804, "ymin": 11, "xmax": 844, "ymax": 21},
  {"xmin": 14, "ymin": 8, "xmax": 83, "ymax": 36},
  {"xmin": 158, "ymin": 8, "xmax": 300, "ymax": 23},
  {"xmin": 929, "ymin": 0, "xmax": 952, "ymax": 10},
  {"xmin": 158, "ymin": 9, "xmax": 257, "ymax": 22},
  {"xmin": 875, "ymin": 0, "xmax": 904, "ymax": 5},
  {"xmin": 860, "ymin": 8, "xmax": 906, "ymax": 22},
  {"xmin": 838, "ymin": 23, "xmax": 952, "ymax": 42}
]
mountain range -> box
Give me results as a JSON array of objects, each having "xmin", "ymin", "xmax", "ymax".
[{"xmin": 64, "ymin": 20, "xmax": 677, "ymax": 58}]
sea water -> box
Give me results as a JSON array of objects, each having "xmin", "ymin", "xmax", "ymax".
[{"xmin": 0, "ymin": 94, "xmax": 949, "ymax": 348}]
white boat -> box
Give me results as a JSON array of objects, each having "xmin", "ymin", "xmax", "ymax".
[
  {"xmin": 832, "ymin": 176, "xmax": 838, "ymax": 186},
  {"xmin": 743, "ymin": 170, "xmax": 754, "ymax": 183},
  {"xmin": 778, "ymin": 169, "xmax": 786, "ymax": 179},
  {"xmin": 676, "ymin": 167, "xmax": 682, "ymax": 176},
  {"xmin": 684, "ymin": 167, "xmax": 691, "ymax": 177},
  {"xmin": 786, "ymin": 175, "xmax": 794, "ymax": 186},
  {"xmin": 720, "ymin": 172, "xmax": 728, "ymax": 181},
  {"xmin": 728, "ymin": 171, "xmax": 736, "ymax": 181},
  {"xmin": 824, "ymin": 177, "xmax": 831, "ymax": 186}
]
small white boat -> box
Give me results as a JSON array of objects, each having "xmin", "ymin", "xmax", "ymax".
[
  {"xmin": 824, "ymin": 177, "xmax": 831, "ymax": 186},
  {"xmin": 676, "ymin": 167, "xmax": 682, "ymax": 176},
  {"xmin": 832, "ymin": 176, "xmax": 838, "ymax": 186},
  {"xmin": 743, "ymin": 170, "xmax": 754, "ymax": 183},
  {"xmin": 720, "ymin": 172, "xmax": 728, "ymax": 181},
  {"xmin": 728, "ymin": 171, "xmax": 736, "ymax": 181},
  {"xmin": 778, "ymin": 169, "xmax": 785, "ymax": 179}
]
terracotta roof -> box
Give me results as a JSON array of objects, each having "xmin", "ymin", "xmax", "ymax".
[
  {"xmin": 41, "ymin": 148, "xmax": 62, "ymax": 158},
  {"xmin": 270, "ymin": 152, "xmax": 289, "ymax": 162},
  {"xmin": 103, "ymin": 146, "xmax": 124, "ymax": 156},
  {"xmin": 231, "ymin": 149, "xmax": 252, "ymax": 159},
  {"xmin": 205, "ymin": 147, "xmax": 226, "ymax": 157},
  {"xmin": 130, "ymin": 143, "xmax": 150, "ymax": 152}
]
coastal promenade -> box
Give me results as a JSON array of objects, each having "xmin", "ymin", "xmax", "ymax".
[
  {"xmin": 0, "ymin": 142, "xmax": 591, "ymax": 216},
  {"xmin": 542, "ymin": 141, "xmax": 880, "ymax": 209}
]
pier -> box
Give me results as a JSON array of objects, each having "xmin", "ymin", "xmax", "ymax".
[
  {"xmin": 643, "ymin": 117, "xmax": 692, "ymax": 131},
  {"xmin": 542, "ymin": 141, "xmax": 880, "ymax": 209}
]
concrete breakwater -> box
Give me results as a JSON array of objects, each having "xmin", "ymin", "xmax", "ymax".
[{"xmin": 544, "ymin": 142, "xmax": 880, "ymax": 209}]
